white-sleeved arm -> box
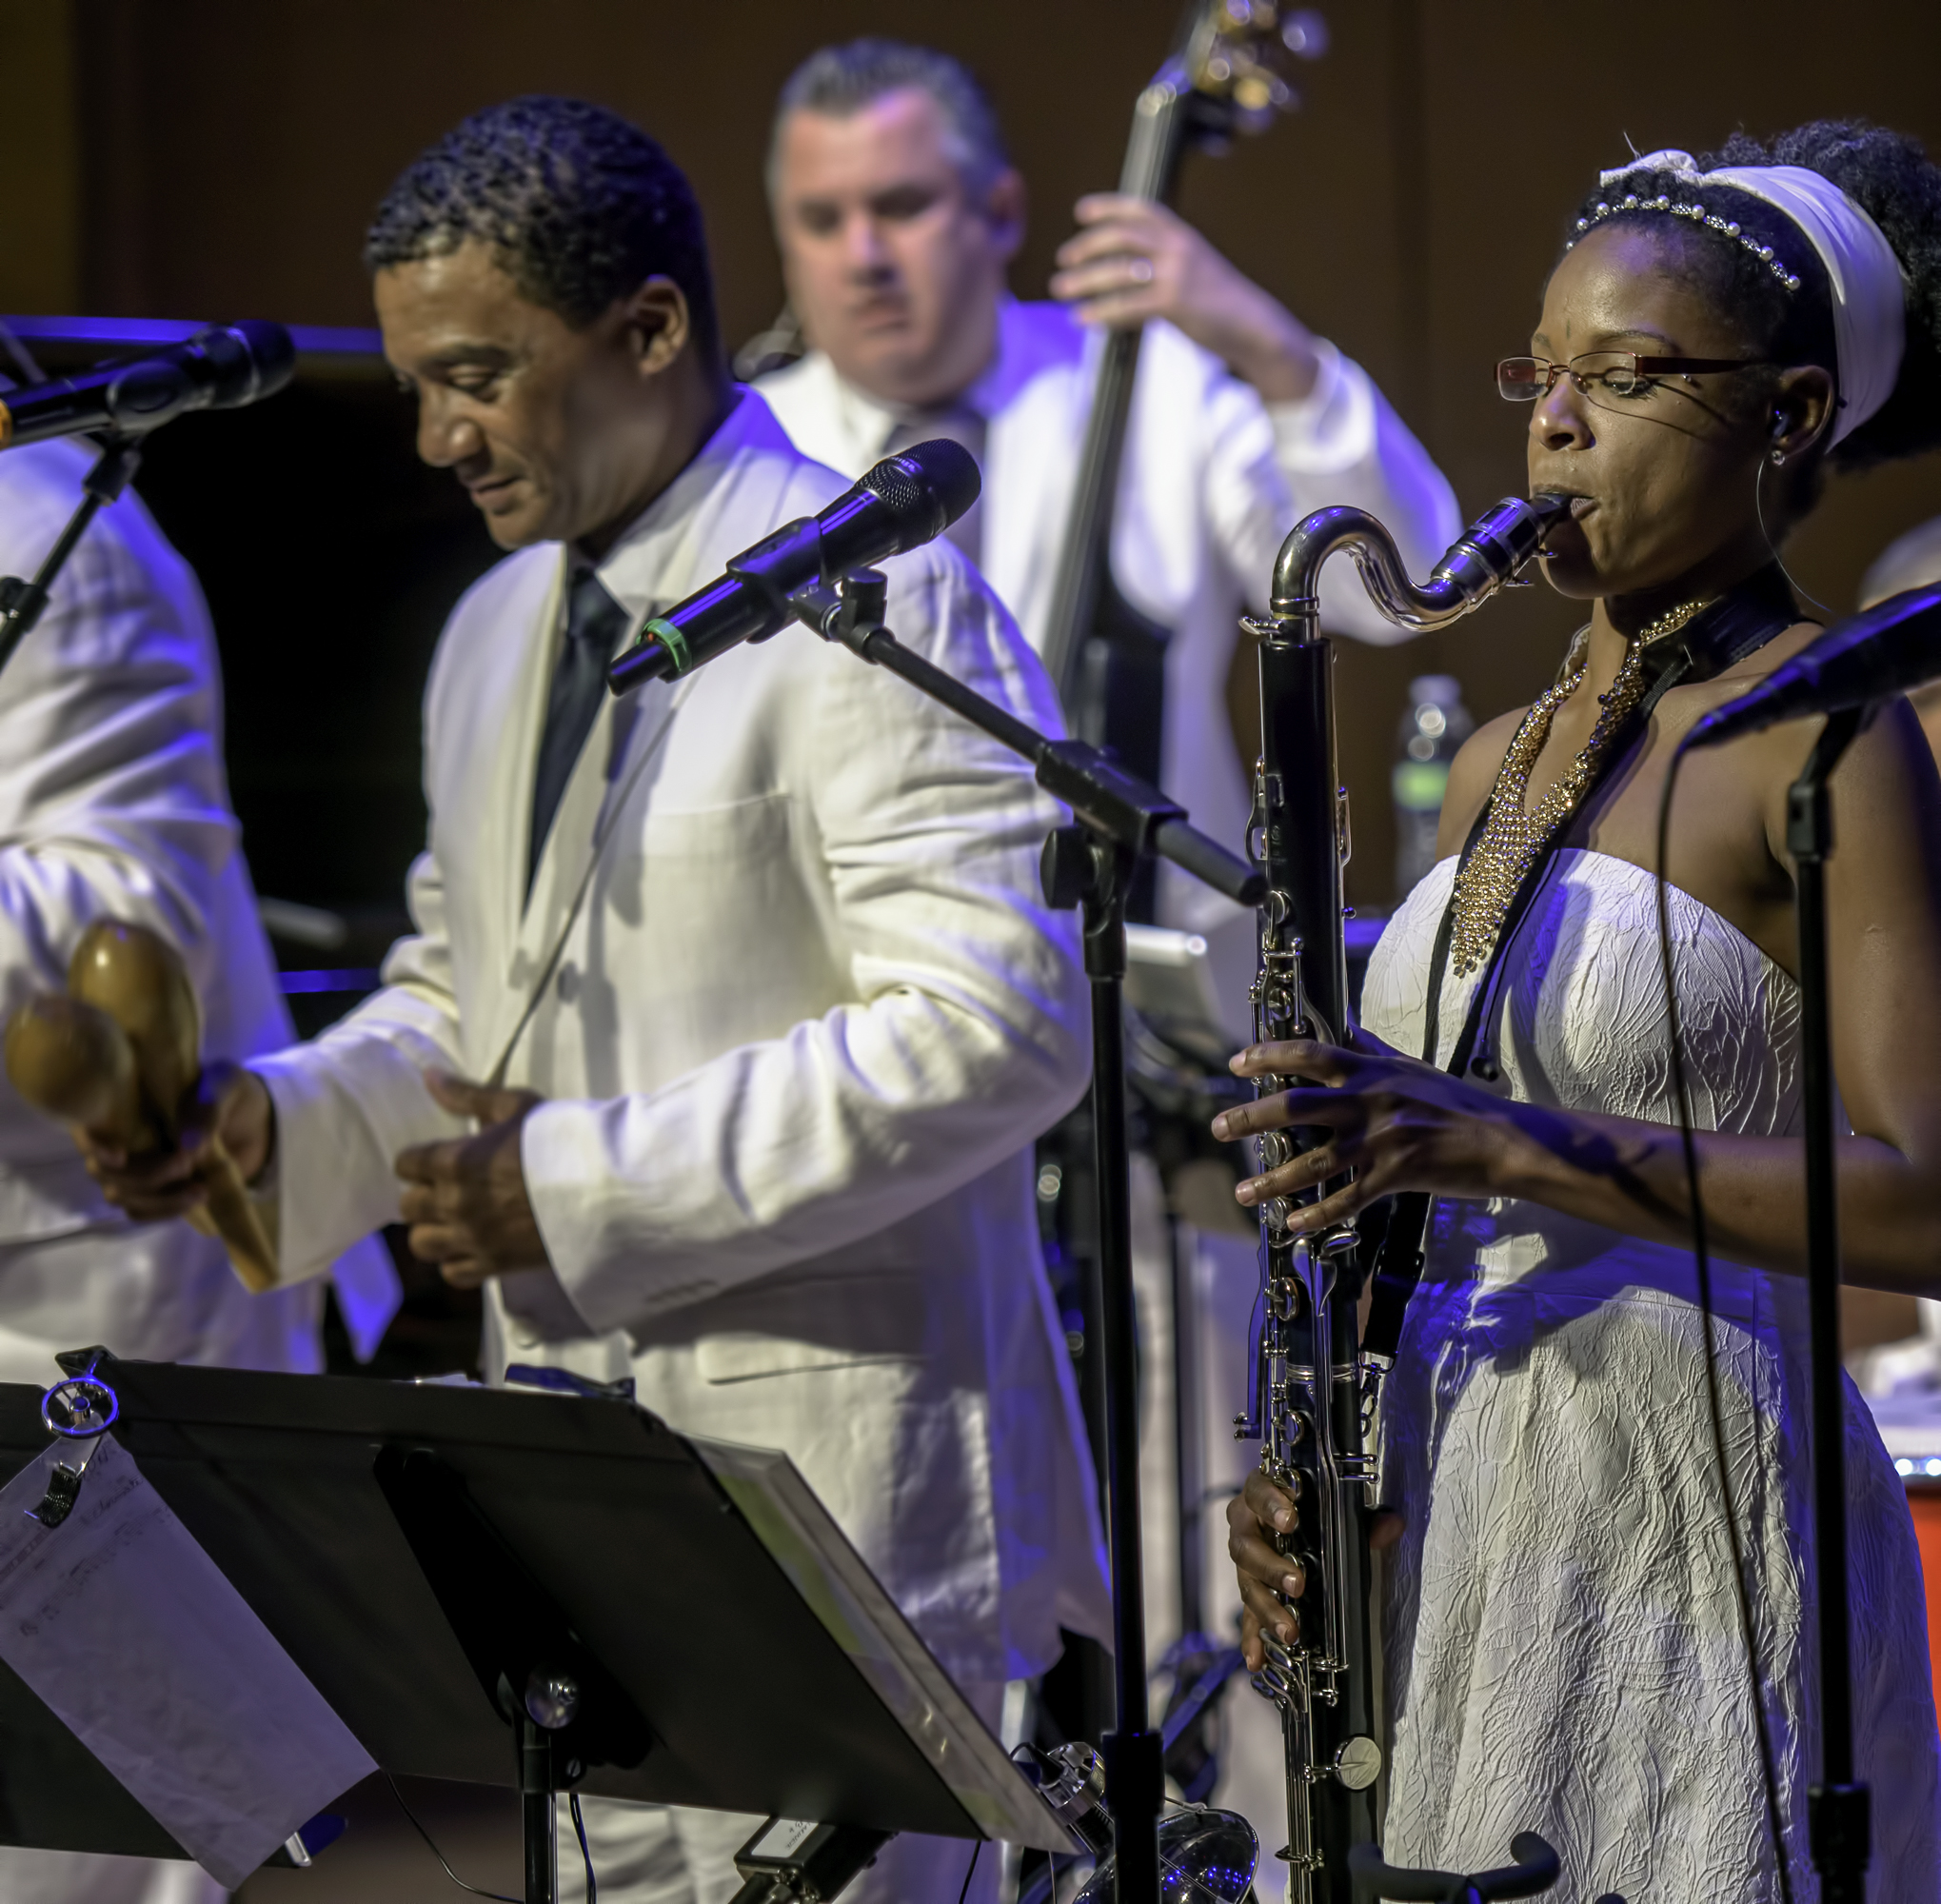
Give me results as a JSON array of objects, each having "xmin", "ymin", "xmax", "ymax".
[
  {"xmin": 520, "ymin": 561, "xmax": 1092, "ymax": 1336},
  {"xmin": 250, "ymin": 845, "xmax": 470, "ymax": 1281},
  {"xmin": 0, "ymin": 448, "xmax": 261, "ymax": 1210},
  {"xmin": 1205, "ymin": 338, "xmax": 1463, "ymax": 645}
]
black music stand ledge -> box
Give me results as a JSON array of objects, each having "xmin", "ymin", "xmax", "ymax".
[{"xmin": 0, "ymin": 1357, "xmax": 1076, "ymax": 1902}]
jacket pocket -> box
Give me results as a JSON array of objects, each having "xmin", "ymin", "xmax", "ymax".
[{"xmin": 640, "ymin": 792, "xmax": 792, "ymax": 862}]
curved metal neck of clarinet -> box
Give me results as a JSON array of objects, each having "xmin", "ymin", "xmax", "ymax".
[{"xmin": 1270, "ymin": 495, "xmax": 1572, "ymax": 631}]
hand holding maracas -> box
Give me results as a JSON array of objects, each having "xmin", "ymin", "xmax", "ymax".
[{"xmin": 4, "ymin": 922, "xmax": 278, "ymax": 1292}]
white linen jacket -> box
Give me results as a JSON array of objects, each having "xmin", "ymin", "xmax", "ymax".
[
  {"xmin": 759, "ymin": 302, "xmax": 1463, "ymax": 1025},
  {"xmin": 253, "ymin": 393, "xmax": 1112, "ymax": 1680},
  {"xmin": 0, "ymin": 437, "xmax": 394, "ymax": 1378}
]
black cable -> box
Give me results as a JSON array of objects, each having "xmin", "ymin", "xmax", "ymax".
[
  {"xmin": 570, "ymin": 1790, "xmax": 597, "ymax": 1903},
  {"xmin": 384, "ymin": 1771, "xmax": 522, "ymax": 1904},
  {"xmin": 957, "ymin": 1837, "xmax": 982, "ymax": 1904},
  {"xmin": 1655, "ymin": 740, "xmax": 1795, "ymax": 1904}
]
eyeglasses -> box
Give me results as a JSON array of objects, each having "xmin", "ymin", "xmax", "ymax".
[{"xmin": 1496, "ymin": 352, "xmax": 1774, "ymax": 402}]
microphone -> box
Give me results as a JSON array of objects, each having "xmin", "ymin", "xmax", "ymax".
[
  {"xmin": 1686, "ymin": 584, "xmax": 1941, "ymax": 748},
  {"xmin": 0, "ymin": 322, "xmax": 297, "ymax": 450},
  {"xmin": 608, "ymin": 438, "xmax": 980, "ymax": 694}
]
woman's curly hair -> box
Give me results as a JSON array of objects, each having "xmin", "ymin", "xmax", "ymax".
[
  {"xmin": 365, "ymin": 96, "xmax": 720, "ymax": 362},
  {"xmin": 1559, "ymin": 120, "xmax": 1941, "ymax": 482}
]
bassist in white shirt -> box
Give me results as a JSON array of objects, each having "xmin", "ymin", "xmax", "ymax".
[{"xmin": 756, "ymin": 37, "xmax": 1462, "ymax": 988}]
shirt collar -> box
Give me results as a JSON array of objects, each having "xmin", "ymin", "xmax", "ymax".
[
  {"xmin": 576, "ymin": 389, "xmax": 791, "ymax": 622},
  {"xmin": 821, "ymin": 291, "xmax": 1051, "ymax": 455}
]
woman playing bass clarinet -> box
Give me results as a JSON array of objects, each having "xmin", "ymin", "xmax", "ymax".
[{"xmin": 1222, "ymin": 119, "xmax": 1941, "ymax": 1900}]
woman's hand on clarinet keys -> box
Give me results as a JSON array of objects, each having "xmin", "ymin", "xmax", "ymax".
[
  {"xmin": 1231, "ymin": 1476, "xmax": 1405, "ymax": 1671},
  {"xmin": 1211, "ymin": 1025, "xmax": 1527, "ymax": 1228},
  {"xmin": 80, "ymin": 1061, "xmax": 274, "ymax": 1219}
]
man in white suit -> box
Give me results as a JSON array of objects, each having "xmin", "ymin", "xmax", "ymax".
[
  {"xmin": 98, "ymin": 97, "xmax": 1108, "ymax": 1904},
  {"xmin": 0, "ymin": 431, "xmax": 397, "ymax": 1901}
]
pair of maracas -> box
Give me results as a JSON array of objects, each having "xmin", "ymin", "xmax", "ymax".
[{"xmin": 2, "ymin": 921, "xmax": 276, "ymax": 1292}]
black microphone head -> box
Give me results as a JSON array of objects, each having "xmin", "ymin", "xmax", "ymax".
[
  {"xmin": 860, "ymin": 438, "xmax": 981, "ymax": 551},
  {"xmin": 189, "ymin": 321, "xmax": 297, "ymax": 408}
]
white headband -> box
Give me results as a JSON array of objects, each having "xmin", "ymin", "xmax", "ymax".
[{"xmin": 1592, "ymin": 149, "xmax": 1907, "ymax": 448}]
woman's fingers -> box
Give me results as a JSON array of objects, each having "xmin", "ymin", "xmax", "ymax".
[
  {"xmin": 1240, "ymin": 1468, "xmax": 1297, "ymax": 1531},
  {"xmin": 1238, "ymin": 1571, "xmax": 1299, "ymax": 1656},
  {"xmin": 1227, "ymin": 1039, "xmax": 1358, "ymax": 1086},
  {"xmin": 1227, "ymin": 1479, "xmax": 1304, "ymax": 1606},
  {"xmin": 1229, "ymin": 1510, "xmax": 1305, "ymax": 1595},
  {"xmin": 1212, "ymin": 1087, "xmax": 1364, "ymax": 1142},
  {"xmin": 1250, "ymin": 1173, "xmax": 1377, "ymax": 1232},
  {"xmin": 1233, "ymin": 1128, "xmax": 1373, "ymax": 1208}
]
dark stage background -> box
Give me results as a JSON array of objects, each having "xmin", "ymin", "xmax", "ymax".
[{"xmin": 4, "ymin": 0, "xmax": 1941, "ymax": 918}]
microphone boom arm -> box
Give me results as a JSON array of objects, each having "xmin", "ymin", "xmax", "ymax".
[{"xmin": 789, "ymin": 569, "xmax": 1262, "ymax": 906}]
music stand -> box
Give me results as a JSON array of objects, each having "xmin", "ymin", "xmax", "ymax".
[{"xmin": 0, "ymin": 1358, "xmax": 1076, "ymax": 1901}]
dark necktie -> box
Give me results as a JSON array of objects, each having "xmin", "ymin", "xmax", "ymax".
[
  {"xmin": 528, "ymin": 566, "xmax": 630, "ymax": 896},
  {"xmin": 886, "ymin": 407, "xmax": 986, "ymax": 566}
]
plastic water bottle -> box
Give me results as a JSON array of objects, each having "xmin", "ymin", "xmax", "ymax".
[{"xmin": 1393, "ymin": 674, "xmax": 1474, "ymax": 901}]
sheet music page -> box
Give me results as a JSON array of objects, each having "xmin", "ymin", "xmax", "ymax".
[{"xmin": 0, "ymin": 1435, "xmax": 374, "ymax": 1888}]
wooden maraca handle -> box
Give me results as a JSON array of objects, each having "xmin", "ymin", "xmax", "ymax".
[{"xmin": 196, "ymin": 1140, "xmax": 277, "ymax": 1294}]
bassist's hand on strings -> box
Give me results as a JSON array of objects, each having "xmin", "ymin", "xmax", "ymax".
[
  {"xmin": 1050, "ymin": 193, "xmax": 1323, "ymax": 404},
  {"xmin": 1230, "ymin": 1475, "xmax": 1404, "ymax": 1671}
]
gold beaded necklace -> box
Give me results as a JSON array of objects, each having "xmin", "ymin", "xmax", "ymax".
[{"xmin": 1445, "ymin": 596, "xmax": 1713, "ymax": 977}]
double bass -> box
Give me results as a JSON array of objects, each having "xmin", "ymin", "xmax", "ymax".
[{"xmin": 1040, "ymin": 1, "xmax": 1325, "ymax": 903}]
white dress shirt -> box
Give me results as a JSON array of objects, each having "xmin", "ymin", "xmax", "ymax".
[
  {"xmin": 759, "ymin": 300, "xmax": 1463, "ymax": 1022},
  {"xmin": 252, "ymin": 392, "xmax": 1112, "ymax": 1680},
  {"xmin": 0, "ymin": 438, "xmax": 396, "ymax": 1387}
]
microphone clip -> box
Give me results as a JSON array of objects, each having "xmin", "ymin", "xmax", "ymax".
[{"xmin": 789, "ymin": 568, "xmax": 890, "ymax": 663}]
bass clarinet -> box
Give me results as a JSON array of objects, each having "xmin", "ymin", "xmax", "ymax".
[{"xmin": 1236, "ymin": 493, "xmax": 1568, "ymax": 1900}]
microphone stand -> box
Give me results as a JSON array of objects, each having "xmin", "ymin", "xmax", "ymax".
[
  {"xmin": 786, "ymin": 568, "xmax": 1264, "ymax": 1904},
  {"xmin": 0, "ymin": 434, "xmax": 144, "ymax": 682},
  {"xmin": 1783, "ymin": 704, "xmax": 1870, "ymax": 1903}
]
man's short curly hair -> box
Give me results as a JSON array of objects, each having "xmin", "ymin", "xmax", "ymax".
[
  {"xmin": 1557, "ymin": 120, "xmax": 1941, "ymax": 495},
  {"xmin": 365, "ymin": 96, "xmax": 721, "ymax": 362}
]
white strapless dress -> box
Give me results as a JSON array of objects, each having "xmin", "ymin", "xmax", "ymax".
[{"xmin": 1360, "ymin": 849, "xmax": 1941, "ymax": 1901}]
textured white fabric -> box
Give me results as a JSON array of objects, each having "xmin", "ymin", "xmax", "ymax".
[
  {"xmin": 758, "ymin": 300, "xmax": 1460, "ymax": 963},
  {"xmin": 1600, "ymin": 149, "xmax": 1906, "ymax": 446},
  {"xmin": 1359, "ymin": 849, "xmax": 1941, "ymax": 1900},
  {"xmin": 253, "ymin": 391, "xmax": 1110, "ymax": 1683}
]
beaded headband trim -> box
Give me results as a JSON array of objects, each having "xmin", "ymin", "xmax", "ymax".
[{"xmin": 1567, "ymin": 191, "xmax": 1803, "ymax": 294}]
